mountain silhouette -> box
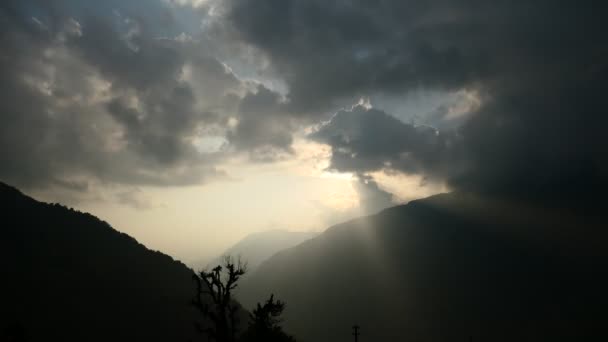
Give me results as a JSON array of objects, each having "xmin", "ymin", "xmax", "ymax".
[
  {"xmin": 0, "ymin": 182, "xmax": 238, "ymax": 341},
  {"xmin": 239, "ymin": 192, "xmax": 607, "ymax": 342},
  {"xmin": 193, "ymin": 230, "xmax": 318, "ymax": 274}
]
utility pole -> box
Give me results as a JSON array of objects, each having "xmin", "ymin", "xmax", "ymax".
[{"xmin": 352, "ymin": 324, "xmax": 360, "ymax": 342}]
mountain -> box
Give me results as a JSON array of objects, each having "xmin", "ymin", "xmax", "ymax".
[
  {"xmin": 239, "ymin": 192, "xmax": 607, "ymax": 342},
  {"xmin": 0, "ymin": 182, "xmax": 227, "ymax": 341},
  {"xmin": 195, "ymin": 230, "xmax": 318, "ymax": 273}
]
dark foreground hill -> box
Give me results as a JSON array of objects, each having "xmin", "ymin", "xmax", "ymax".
[
  {"xmin": 239, "ymin": 192, "xmax": 608, "ymax": 342},
  {"xmin": 0, "ymin": 182, "xmax": 204, "ymax": 341}
]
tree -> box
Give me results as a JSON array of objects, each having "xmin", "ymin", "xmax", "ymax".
[
  {"xmin": 192, "ymin": 256, "xmax": 246, "ymax": 342},
  {"xmin": 192, "ymin": 256, "xmax": 296, "ymax": 342},
  {"xmin": 240, "ymin": 295, "xmax": 296, "ymax": 342}
]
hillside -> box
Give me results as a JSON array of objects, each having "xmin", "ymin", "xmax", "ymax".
[
  {"xmin": 0, "ymin": 182, "xmax": 213, "ymax": 341},
  {"xmin": 239, "ymin": 192, "xmax": 607, "ymax": 342},
  {"xmin": 194, "ymin": 230, "xmax": 318, "ymax": 273}
]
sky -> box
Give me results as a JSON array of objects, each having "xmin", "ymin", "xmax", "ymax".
[{"xmin": 1, "ymin": 0, "xmax": 606, "ymax": 263}]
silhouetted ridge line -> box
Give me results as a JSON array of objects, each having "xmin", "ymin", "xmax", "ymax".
[
  {"xmin": 0, "ymin": 181, "xmax": 230, "ymax": 342},
  {"xmin": 240, "ymin": 191, "xmax": 608, "ymax": 342}
]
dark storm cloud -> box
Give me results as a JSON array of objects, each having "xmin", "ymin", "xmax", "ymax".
[
  {"xmin": 3, "ymin": 0, "xmax": 607, "ymax": 202},
  {"xmin": 228, "ymin": 85, "xmax": 296, "ymax": 161},
  {"xmin": 227, "ymin": 0, "xmax": 608, "ymax": 199},
  {"xmin": 105, "ymin": 83, "xmax": 203, "ymax": 166},
  {"xmin": 0, "ymin": 0, "xmax": 290, "ymax": 193},
  {"xmin": 310, "ymin": 105, "xmax": 458, "ymax": 179},
  {"xmin": 0, "ymin": 0, "xmax": 210, "ymax": 189},
  {"xmin": 226, "ymin": 0, "xmax": 606, "ymax": 108},
  {"xmin": 70, "ymin": 16, "xmax": 182, "ymax": 90},
  {"xmin": 226, "ymin": 0, "xmax": 485, "ymax": 113}
]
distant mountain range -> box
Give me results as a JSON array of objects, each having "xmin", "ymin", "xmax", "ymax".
[
  {"xmin": 0, "ymin": 182, "xmax": 244, "ymax": 341},
  {"xmin": 239, "ymin": 192, "xmax": 608, "ymax": 341},
  {"xmin": 195, "ymin": 230, "xmax": 318, "ymax": 274},
  {"xmin": 4, "ymin": 180, "xmax": 606, "ymax": 341}
]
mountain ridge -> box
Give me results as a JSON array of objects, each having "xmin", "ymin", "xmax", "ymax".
[
  {"xmin": 0, "ymin": 181, "xmax": 215, "ymax": 341},
  {"xmin": 196, "ymin": 229, "xmax": 318, "ymax": 274},
  {"xmin": 240, "ymin": 191, "xmax": 607, "ymax": 342}
]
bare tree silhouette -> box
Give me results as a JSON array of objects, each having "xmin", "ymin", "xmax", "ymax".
[
  {"xmin": 192, "ymin": 256, "xmax": 295, "ymax": 342},
  {"xmin": 192, "ymin": 256, "xmax": 246, "ymax": 342}
]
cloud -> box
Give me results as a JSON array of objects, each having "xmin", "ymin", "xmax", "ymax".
[
  {"xmin": 0, "ymin": 0, "xmax": 291, "ymax": 194},
  {"xmin": 2, "ymin": 0, "xmax": 606, "ymax": 206},
  {"xmin": 225, "ymin": 0, "xmax": 608, "ymax": 201},
  {"xmin": 310, "ymin": 105, "xmax": 459, "ymax": 181},
  {"xmin": 115, "ymin": 188, "xmax": 156, "ymax": 210},
  {"xmin": 227, "ymin": 85, "xmax": 297, "ymax": 161},
  {"xmin": 224, "ymin": 0, "xmax": 484, "ymax": 113}
]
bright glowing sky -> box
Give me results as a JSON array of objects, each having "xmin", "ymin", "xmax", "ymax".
[{"xmin": 32, "ymin": 134, "xmax": 446, "ymax": 264}]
